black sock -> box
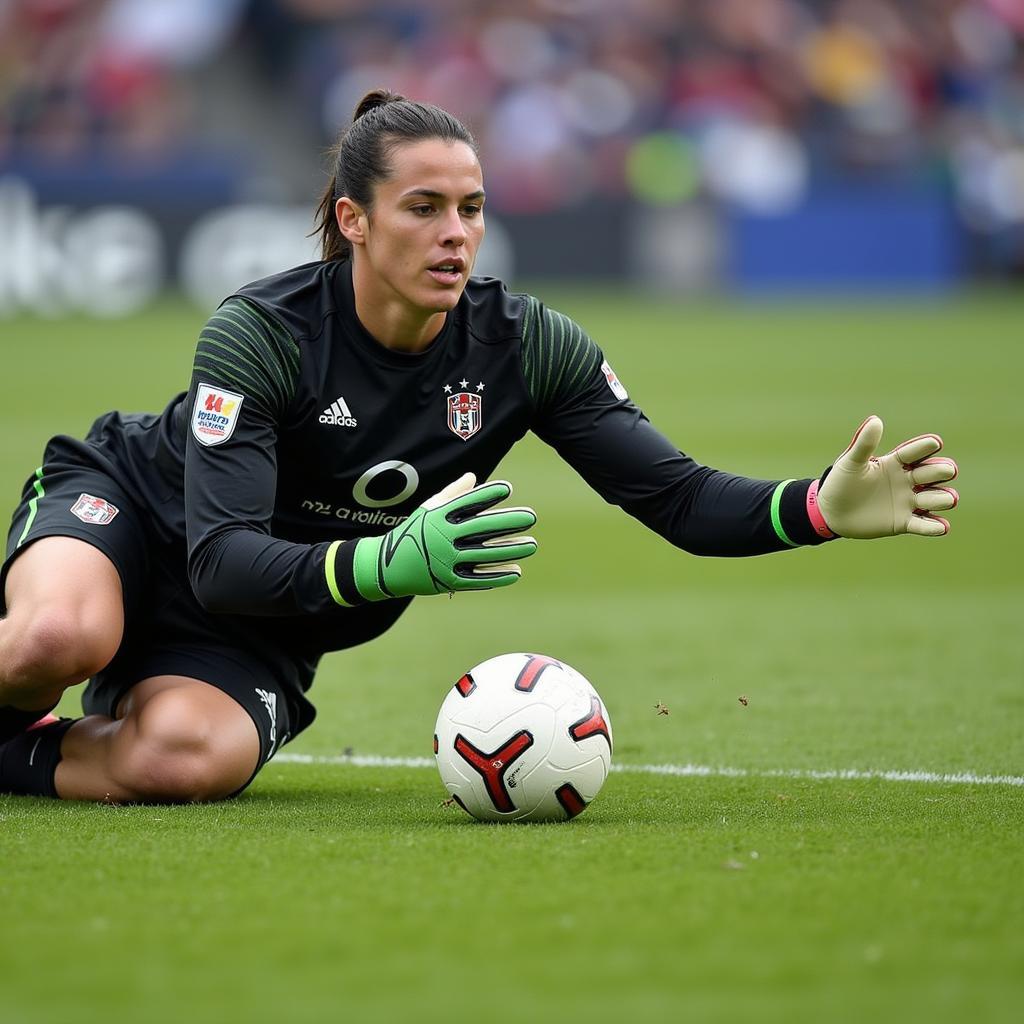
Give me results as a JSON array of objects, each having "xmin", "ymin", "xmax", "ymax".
[
  {"xmin": 0, "ymin": 703, "xmax": 59, "ymax": 744},
  {"xmin": 0, "ymin": 719, "xmax": 75, "ymax": 797}
]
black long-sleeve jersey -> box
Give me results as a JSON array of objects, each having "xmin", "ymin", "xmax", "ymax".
[{"xmin": 80, "ymin": 259, "xmax": 825, "ymax": 654}]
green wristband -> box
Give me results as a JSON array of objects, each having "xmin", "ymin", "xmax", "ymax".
[{"xmin": 770, "ymin": 480, "xmax": 798, "ymax": 548}]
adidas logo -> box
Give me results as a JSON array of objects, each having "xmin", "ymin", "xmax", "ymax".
[{"xmin": 319, "ymin": 396, "xmax": 357, "ymax": 428}]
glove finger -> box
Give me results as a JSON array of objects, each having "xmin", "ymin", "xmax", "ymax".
[
  {"xmin": 472, "ymin": 561, "xmax": 521, "ymax": 577},
  {"xmin": 443, "ymin": 479, "xmax": 515, "ymax": 521},
  {"xmin": 891, "ymin": 433, "xmax": 943, "ymax": 466},
  {"xmin": 451, "ymin": 567, "xmax": 523, "ymax": 590},
  {"xmin": 839, "ymin": 415, "xmax": 884, "ymax": 466},
  {"xmin": 481, "ymin": 532, "xmax": 538, "ymax": 549},
  {"xmin": 421, "ymin": 472, "xmax": 477, "ymax": 511},
  {"xmin": 905, "ymin": 513, "xmax": 950, "ymax": 537},
  {"xmin": 910, "ymin": 458, "xmax": 958, "ymax": 486},
  {"xmin": 913, "ymin": 487, "xmax": 959, "ymax": 512},
  {"xmin": 452, "ymin": 506, "xmax": 537, "ymax": 541},
  {"xmin": 457, "ymin": 537, "xmax": 538, "ymax": 566}
]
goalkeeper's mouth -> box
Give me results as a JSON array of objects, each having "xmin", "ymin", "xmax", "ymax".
[{"xmin": 427, "ymin": 257, "xmax": 466, "ymax": 286}]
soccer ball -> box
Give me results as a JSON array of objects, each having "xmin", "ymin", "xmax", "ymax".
[{"xmin": 433, "ymin": 653, "xmax": 613, "ymax": 822}]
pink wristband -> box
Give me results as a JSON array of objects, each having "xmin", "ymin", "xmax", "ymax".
[{"xmin": 806, "ymin": 479, "xmax": 835, "ymax": 539}]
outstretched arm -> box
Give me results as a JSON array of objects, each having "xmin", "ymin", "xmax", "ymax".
[{"xmin": 521, "ymin": 299, "xmax": 959, "ymax": 554}]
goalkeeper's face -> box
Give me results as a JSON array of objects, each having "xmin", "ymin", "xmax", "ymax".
[{"xmin": 341, "ymin": 138, "xmax": 485, "ymax": 320}]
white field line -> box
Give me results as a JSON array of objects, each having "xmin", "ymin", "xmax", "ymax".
[{"xmin": 274, "ymin": 752, "xmax": 1024, "ymax": 788}]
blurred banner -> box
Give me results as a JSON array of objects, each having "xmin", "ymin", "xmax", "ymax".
[{"xmin": 0, "ymin": 170, "xmax": 965, "ymax": 315}]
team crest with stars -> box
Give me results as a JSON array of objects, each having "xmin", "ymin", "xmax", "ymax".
[{"xmin": 443, "ymin": 378, "xmax": 485, "ymax": 441}]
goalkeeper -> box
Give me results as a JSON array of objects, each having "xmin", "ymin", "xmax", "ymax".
[{"xmin": 0, "ymin": 92, "xmax": 958, "ymax": 804}]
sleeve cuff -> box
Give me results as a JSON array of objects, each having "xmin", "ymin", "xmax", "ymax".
[{"xmin": 324, "ymin": 539, "xmax": 367, "ymax": 607}]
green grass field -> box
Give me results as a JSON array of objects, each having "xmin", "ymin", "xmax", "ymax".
[{"xmin": 1, "ymin": 289, "xmax": 1021, "ymax": 1023}]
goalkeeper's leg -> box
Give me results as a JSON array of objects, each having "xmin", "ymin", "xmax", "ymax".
[
  {"xmin": 1, "ymin": 538, "xmax": 262, "ymax": 802},
  {"xmin": 0, "ymin": 537, "xmax": 124, "ymax": 741},
  {"xmin": 54, "ymin": 675, "xmax": 261, "ymax": 803},
  {"xmin": 0, "ymin": 674, "xmax": 262, "ymax": 803}
]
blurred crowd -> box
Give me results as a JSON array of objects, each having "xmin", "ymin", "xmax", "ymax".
[{"xmin": 3, "ymin": 0, "xmax": 1024, "ymax": 246}]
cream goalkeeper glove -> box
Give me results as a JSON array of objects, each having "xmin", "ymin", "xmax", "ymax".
[{"xmin": 813, "ymin": 416, "xmax": 959, "ymax": 539}]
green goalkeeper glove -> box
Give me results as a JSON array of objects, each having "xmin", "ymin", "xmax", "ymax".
[
  {"xmin": 349, "ymin": 473, "xmax": 537, "ymax": 601},
  {"xmin": 814, "ymin": 415, "xmax": 959, "ymax": 539}
]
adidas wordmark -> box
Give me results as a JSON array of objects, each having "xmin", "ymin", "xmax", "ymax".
[{"xmin": 319, "ymin": 396, "xmax": 357, "ymax": 427}]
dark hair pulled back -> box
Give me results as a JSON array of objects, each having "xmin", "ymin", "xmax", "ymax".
[{"xmin": 314, "ymin": 89, "xmax": 477, "ymax": 262}]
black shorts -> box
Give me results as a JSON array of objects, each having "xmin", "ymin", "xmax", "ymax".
[{"xmin": 2, "ymin": 435, "xmax": 319, "ymax": 779}]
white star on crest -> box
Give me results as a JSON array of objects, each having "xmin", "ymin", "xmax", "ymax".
[
  {"xmin": 459, "ymin": 378, "xmax": 469, "ymax": 388},
  {"xmin": 476, "ymin": 382, "xmax": 485, "ymax": 392},
  {"xmin": 443, "ymin": 384, "xmax": 452, "ymax": 393}
]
